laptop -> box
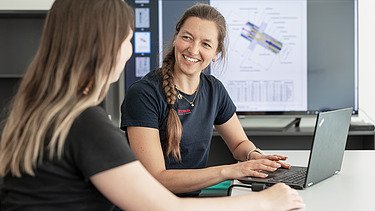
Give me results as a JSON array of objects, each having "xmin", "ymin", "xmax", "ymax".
[{"xmin": 239, "ymin": 107, "xmax": 353, "ymax": 190}]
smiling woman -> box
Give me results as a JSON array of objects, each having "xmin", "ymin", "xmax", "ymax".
[
  {"xmin": 173, "ymin": 17, "xmax": 219, "ymax": 78},
  {"xmin": 120, "ymin": 2, "xmax": 295, "ymax": 199}
]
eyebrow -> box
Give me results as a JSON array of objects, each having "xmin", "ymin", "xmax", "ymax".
[{"xmin": 181, "ymin": 30, "xmax": 214, "ymax": 44}]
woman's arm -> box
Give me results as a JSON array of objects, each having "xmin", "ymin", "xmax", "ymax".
[
  {"xmin": 215, "ymin": 113, "xmax": 256, "ymax": 161},
  {"xmin": 90, "ymin": 161, "xmax": 305, "ymax": 211},
  {"xmin": 127, "ymin": 126, "xmax": 281, "ymax": 193},
  {"xmin": 127, "ymin": 126, "xmax": 228, "ymax": 193},
  {"xmin": 215, "ymin": 113, "xmax": 290, "ymax": 168}
]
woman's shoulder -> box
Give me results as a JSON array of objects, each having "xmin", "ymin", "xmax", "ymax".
[
  {"xmin": 201, "ymin": 72, "xmax": 225, "ymax": 88},
  {"xmin": 75, "ymin": 106, "xmax": 111, "ymax": 127},
  {"xmin": 68, "ymin": 106, "xmax": 115, "ymax": 140}
]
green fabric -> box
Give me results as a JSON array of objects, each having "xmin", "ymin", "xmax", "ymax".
[
  {"xmin": 200, "ymin": 180, "xmax": 232, "ymax": 197},
  {"xmin": 204, "ymin": 180, "xmax": 231, "ymax": 190}
]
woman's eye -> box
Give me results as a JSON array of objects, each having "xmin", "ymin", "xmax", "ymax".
[
  {"xmin": 182, "ymin": 36, "xmax": 191, "ymax": 41},
  {"xmin": 203, "ymin": 43, "xmax": 212, "ymax": 48}
]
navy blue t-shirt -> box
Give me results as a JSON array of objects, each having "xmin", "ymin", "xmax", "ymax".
[{"xmin": 121, "ymin": 70, "xmax": 236, "ymax": 195}]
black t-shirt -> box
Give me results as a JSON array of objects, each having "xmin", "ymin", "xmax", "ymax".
[
  {"xmin": 121, "ymin": 70, "xmax": 236, "ymax": 196},
  {"xmin": 1, "ymin": 106, "xmax": 136, "ymax": 210}
]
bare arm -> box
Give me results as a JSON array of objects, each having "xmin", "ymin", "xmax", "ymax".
[
  {"xmin": 216, "ymin": 113, "xmax": 290, "ymax": 168},
  {"xmin": 127, "ymin": 126, "xmax": 282, "ymax": 193},
  {"xmin": 127, "ymin": 126, "xmax": 229, "ymax": 193},
  {"xmin": 90, "ymin": 161, "xmax": 305, "ymax": 211},
  {"xmin": 215, "ymin": 113, "xmax": 256, "ymax": 161}
]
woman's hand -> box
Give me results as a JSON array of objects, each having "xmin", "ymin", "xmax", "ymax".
[
  {"xmin": 255, "ymin": 183, "xmax": 305, "ymax": 211},
  {"xmin": 250, "ymin": 152, "xmax": 291, "ymax": 169},
  {"xmin": 221, "ymin": 159, "xmax": 282, "ymax": 179}
]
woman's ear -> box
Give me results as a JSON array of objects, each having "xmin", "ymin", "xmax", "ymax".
[
  {"xmin": 212, "ymin": 55, "xmax": 217, "ymax": 62},
  {"xmin": 173, "ymin": 35, "xmax": 177, "ymax": 47},
  {"xmin": 213, "ymin": 51, "xmax": 223, "ymax": 62}
]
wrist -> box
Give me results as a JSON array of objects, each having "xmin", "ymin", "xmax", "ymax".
[
  {"xmin": 219, "ymin": 165, "xmax": 232, "ymax": 180},
  {"xmin": 246, "ymin": 148, "xmax": 263, "ymax": 160}
]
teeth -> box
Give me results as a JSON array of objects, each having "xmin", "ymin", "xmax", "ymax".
[{"xmin": 183, "ymin": 55, "xmax": 199, "ymax": 63}]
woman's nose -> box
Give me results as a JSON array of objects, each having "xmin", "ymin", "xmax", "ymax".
[{"xmin": 187, "ymin": 42, "xmax": 199, "ymax": 55}]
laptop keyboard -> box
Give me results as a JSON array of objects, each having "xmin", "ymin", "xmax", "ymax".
[{"xmin": 269, "ymin": 167, "xmax": 307, "ymax": 184}]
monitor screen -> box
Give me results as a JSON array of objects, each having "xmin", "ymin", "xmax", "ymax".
[{"xmin": 126, "ymin": 0, "xmax": 359, "ymax": 115}]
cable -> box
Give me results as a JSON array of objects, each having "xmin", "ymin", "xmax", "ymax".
[{"xmin": 227, "ymin": 183, "xmax": 267, "ymax": 196}]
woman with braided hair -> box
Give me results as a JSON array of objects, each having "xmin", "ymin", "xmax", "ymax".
[{"xmin": 121, "ymin": 3, "xmax": 295, "ymax": 197}]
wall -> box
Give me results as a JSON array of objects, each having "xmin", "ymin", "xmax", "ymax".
[
  {"xmin": 0, "ymin": 0, "xmax": 53, "ymax": 9},
  {"xmin": 0, "ymin": 0, "xmax": 123, "ymax": 125},
  {"xmin": 1, "ymin": 0, "xmax": 374, "ymax": 124},
  {"xmin": 358, "ymin": 0, "xmax": 375, "ymax": 124}
]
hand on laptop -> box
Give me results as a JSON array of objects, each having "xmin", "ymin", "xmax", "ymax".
[
  {"xmin": 222, "ymin": 159, "xmax": 282, "ymax": 179},
  {"xmin": 250, "ymin": 153, "xmax": 291, "ymax": 169},
  {"xmin": 222, "ymin": 153, "xmax": 293, "ymax": 179}
]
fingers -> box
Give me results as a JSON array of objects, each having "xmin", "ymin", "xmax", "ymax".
[
  {"xmin": 246, "ymin": 159, "xmax": 280, "ymax": 170},
  {"xmin": 288, "ymin": 186, "xmax": 305, "ymax": 209},
  {"xmin": 257, "ymin": 159, "xmax": 282, "ymax": 169},
  {"xmin": 264, "ymin": 154, "xmax": 288, "ymax": 161},
  {"xmin": 242, "ymin": 159, "xmax": 282, "ymax": 177},
  {"xmin": 278, "ymin": 161, "xmax": 291, "ymax": 169},
  {"xmin": 250, "ymin": 171, "xmax": 269, "ymax": 178},
  {"xmin": 269, "ymin": 183, "xmax": 306, "ymax": 210},
  {"xmin": 233, "ymin": 159, "xmax": 288, "ymax": 179},
  {"xmin": 226, "ymin": 159, "xmax": 281, "ymax": 179},
  {"xmin": 262, "ymin": 154, "xmax": 291, "ymax": 169}
]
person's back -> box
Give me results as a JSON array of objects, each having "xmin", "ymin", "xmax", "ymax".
[
  {"xmin": 1, "ymin": 107, "xmax": 135, "ymax": 210},
  {"xmin": 0, "ymin": 0, "xmax": 136, "ymax": 209}
]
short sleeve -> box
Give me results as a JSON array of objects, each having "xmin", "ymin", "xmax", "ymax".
[
  {"xmin": 214, "ymin": 79, "xmax": 236, "ymax": 125},
  {"xmin": 120, "ymin": 81, "xmax": 162, "ymax": 131},
  {"xmin": 66, "ymin": 107, "xmax": 137, "ymax": 178}
]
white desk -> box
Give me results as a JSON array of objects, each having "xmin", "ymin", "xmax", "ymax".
[{"xmin": 230, "ymin": 150, "xmax": 375, "ymax": 211}]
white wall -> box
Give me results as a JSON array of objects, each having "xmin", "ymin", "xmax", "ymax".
[
  {"xmin": 358, "ymin": 0, "xmax": 375, "ymax": 124},
  {"xmin": 0, "ymin": 0, "xmax": 53, "ymax": 9},
  {"xmin": 1, "ymin": 0, "xmax": 374, "ymax": 124}
]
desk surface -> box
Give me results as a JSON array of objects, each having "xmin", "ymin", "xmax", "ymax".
[{"xmin": 230, "ymin": 150, "xmax": 375, "ymax": 211}]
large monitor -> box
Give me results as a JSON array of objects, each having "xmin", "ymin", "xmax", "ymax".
[{"xmin": 125, "ymin": 0, "xmax": 358, "ymax": 116}]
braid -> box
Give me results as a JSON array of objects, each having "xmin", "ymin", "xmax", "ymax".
[
  {"xmin": 160, "ymin": 49, "xmax": 183, "ymax": 161},
  {"xmin": 156, "ymin": 3, "xmax": 227, "ymax": 162},
  {"xmin": 161, "ymin": 55, "xmax": 177, "ymax": 105}
]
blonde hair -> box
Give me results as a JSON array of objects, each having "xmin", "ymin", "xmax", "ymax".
[
  {"xmin": 159, "ymin": 3, "xmax": 227, "ymax": 161},
  {"xmin": 0, "ymin": 0, "xmax": 134, "ymax": 177}
]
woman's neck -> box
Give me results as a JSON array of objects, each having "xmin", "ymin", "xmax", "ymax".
[{"xmin": 173, "ymin": 72, "xmax": 200, "ymax": 94}]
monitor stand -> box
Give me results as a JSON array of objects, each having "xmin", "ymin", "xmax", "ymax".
[{"xmin": 239, "ymin": 116, "xmax": 300, "ymax": 131}]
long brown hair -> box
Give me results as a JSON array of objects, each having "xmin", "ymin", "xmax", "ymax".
[
  {"xmin": 159, "ymin": 3, "xmax": 227, "ymax": 160},
  {"xmin": 0, "ymin": 0, "xmax": 134, "ymax": 177}
]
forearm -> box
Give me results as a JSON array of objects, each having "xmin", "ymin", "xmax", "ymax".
[
  {"xmin": 215, "ymin": 114, "xmax": 258, "ymax": 162},
  {"xmin": 180, "ymin": 183, "xmax": 305, "ymax": 211},
  {"xmin": 231, "ymin": 139, "xmax": 256, "ymax": 161},
  {"xmin": 179, "ymin": 194, "xmax": 267, "ymax": 211},
  {"xmin": 92, "ymin": 159, "xmax": 303, "ymax": 211},
  {"xmin": 156, "ymin": 165, "xmax": 230, "ymax": 193}
]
